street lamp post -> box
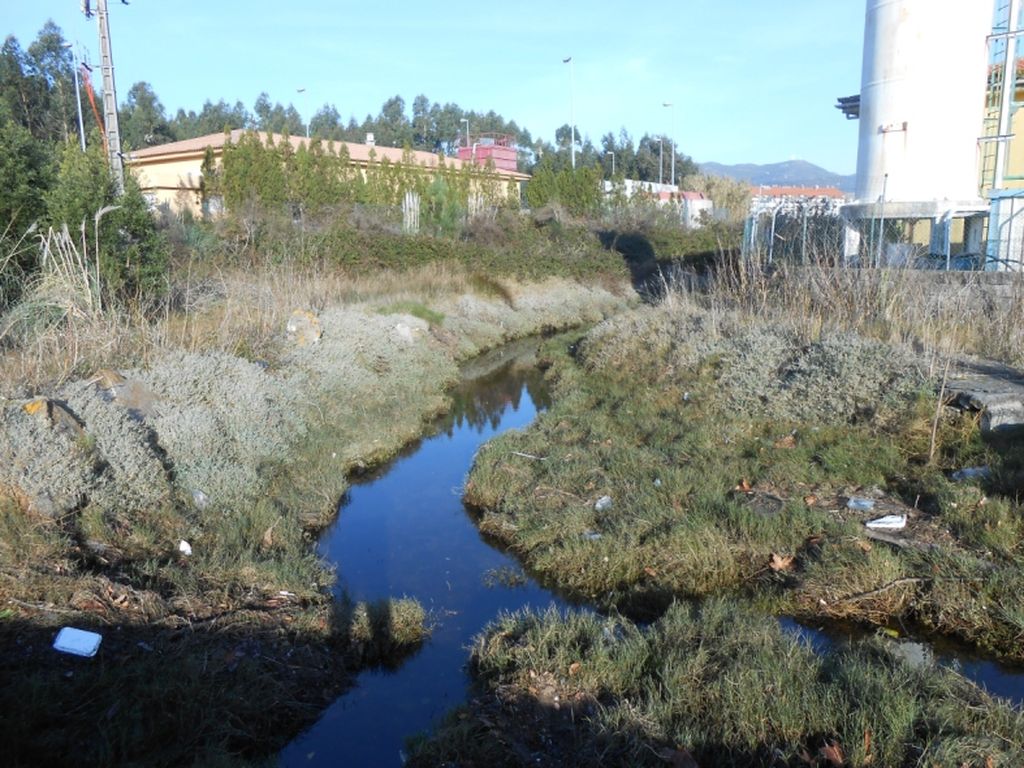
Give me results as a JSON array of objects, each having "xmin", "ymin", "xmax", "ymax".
[
  {"xmin": 663, "ymin": 101, "xmax": 675, "ymax": 186},
  {"xmin": 658, "ymin": 138, "xmax": 664, "ymax": 185},
  {"xmin": 64, "ymin": 42, "xmax": 86, "ymax": 152},
  {"xmin": 606, "ymin": 151, "xmax": 615, "ymax": 178},
  {"xmin": 563, "ymin": 56, "xmax": 576, "ymax": 170},
  {"xmin": 460, "ymin": 118, "xmax": 470, "ymax": 149},
  {"xmin": 296, "ymin": 87, "xmax": 309, "ymax": 138}
]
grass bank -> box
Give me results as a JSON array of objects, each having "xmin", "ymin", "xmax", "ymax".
[
  {"xmin": 463, "ymin": 295, "xmax": 1024, "ymax": 661},
  {"xmin": 408, "ymin": 600, "xmax": 1024, "ymax": 767},
  {"xmin": 0, "ymin": 219, "xmax": 634, "ymax": 764}
]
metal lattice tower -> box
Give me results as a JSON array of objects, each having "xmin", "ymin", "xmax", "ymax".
[{"xmin": 92, "ymin": 0, "xmax": 124, "ymax": 194}]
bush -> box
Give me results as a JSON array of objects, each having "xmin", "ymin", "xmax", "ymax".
[{"xmin": 44, "ymin": 138, "xmax": 168, "ymax": 303}]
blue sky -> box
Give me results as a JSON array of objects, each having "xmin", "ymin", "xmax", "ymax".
[{"xmin": 7, "ymin": 1, "xmax": 866, "ymax": 173}]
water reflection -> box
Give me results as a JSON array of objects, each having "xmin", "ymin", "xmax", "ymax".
[
  {"xmin": 280, "ymin": 341, "xmax": 567, "ymax": 768},
  {"xmin": 779, "ymin": 616, "xmax": 1024, "ymax": 707}
]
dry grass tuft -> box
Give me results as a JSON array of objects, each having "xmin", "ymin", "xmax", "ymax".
[{"xmin": 673, "ymin": 254, "xmax": 1024, "ymax": 365}]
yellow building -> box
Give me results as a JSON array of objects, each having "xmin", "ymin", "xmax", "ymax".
[{"xmin": 127, "ymin": 130, "xmax": 529, "ymax": 215}]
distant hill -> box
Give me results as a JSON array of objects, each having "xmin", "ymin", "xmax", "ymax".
[{"xmin": 698, "ymin": 160, "xmax": 856, "ymax": 193}]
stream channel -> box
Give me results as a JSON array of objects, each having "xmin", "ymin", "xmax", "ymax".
[
  {"xmin": 281, "ymin": 339, "xmax": 574, "ymax": 766},
  {"xmin": 281, "ymin": 338, "xmax": 1024, "ymax": 766}
]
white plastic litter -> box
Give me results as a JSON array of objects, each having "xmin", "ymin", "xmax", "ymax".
[
  {"xmin": 865, "ymin": 514, "xmax": 907, "ymax": 530},
  {"xmin": 582, "ymin": 530, "xmax": 603, "ymax": 541},
  {"xmin": 847, "ymin": 497, "xmax": 876, "ymax": 511},
  {"xmin": 191, "ymin": 488, "xmax": 210, "ymax": 510},
  {"xmin": 53, "ymin": 627, "xmax": 102, "ymax": 657},
  {"xmin": 178, "ymin": 540, "xmax": 193, "ymax": 556},
  {"xmin": 594, "ymin": 495, "xmax": 613, "ymax": 513},
  {"xmin": 951, "ymin": 466, "xmax": 991, "ymax": 483}
]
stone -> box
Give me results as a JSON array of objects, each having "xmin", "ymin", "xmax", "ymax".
[{"xmin": 23, "ymin": 397, "xmax": 86, "ymax": 441}]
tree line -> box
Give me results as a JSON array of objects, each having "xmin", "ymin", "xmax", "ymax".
[{"xmin": 3, "ymin": 20, "xmax": 698, "ymax": 181}]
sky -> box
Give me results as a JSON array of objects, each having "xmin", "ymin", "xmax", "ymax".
[{"xmin": 6, "ymin": 0, "xmax": 867, "ymax": 174}]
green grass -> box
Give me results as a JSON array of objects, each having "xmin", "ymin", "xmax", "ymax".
[
  {"xmin": 376, "ymin": 300, "xmax": 445, "ymax": 327},
  {"xmin": 462, "ymin": 306, "xmax": 1024, "ymax": 659},
  {"xmin": 409, "ymin": 600, "xmax": 1024, "ymax": 767}
]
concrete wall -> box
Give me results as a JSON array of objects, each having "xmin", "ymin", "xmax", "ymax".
[{"xmin": 129, "ymin": 147, "xmax": 523, "ymax": 217}]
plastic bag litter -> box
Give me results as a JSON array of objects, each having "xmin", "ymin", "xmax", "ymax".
[
  {"xmin": 53, "ymin": 627, "xmax": 102, "ymax": 657},
  {"xmin": 582, "ymin": 530, "xmax": 603, "ymax": 541},
  {"xmin": 951, "ymin": 466, "xmax": 991, "ymax": 482},
  {"xmin": 865, "ymin": 514, "xmax": 907, "ymax": 530},
  {"xmin": 178, "ymin": 540, "xmax": 193, "ymax": 556},
  {"xmin": 594, "ymin": 495, "xmax": 613, "ymax": 512}
]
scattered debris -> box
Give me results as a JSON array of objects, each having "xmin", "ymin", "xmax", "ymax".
[
  {"xmin": 482, "ymin": 566, "xmax": 527, "ymax": 589},
  {"xmin": 582, "ymin": 530, "xmax": 603, "ymax": 541},
  {"xmin": 53, "ymin": 627, "xmax": 102, "ymax": 658},
  {"xmin": 847, "ymin": 497, "xmax": 876, "ymax": 512},
  {"xmin": 286, "ymin": 309, "xmax": 323, "ymax": 347},
  {"xmin": 865, "ymin": 514, "xmax": 907, "ymax": 531},
  {"xmin": 769, "ymin": 553, "xmax": 796, "ymax": 573},
  {"xmin": 178, "ymin": 540, "xmax": 193, "ymax": 556},
  {"xmin": 191, "ymin": 489, "xmax": 210, "ymax": 510},
  {"xmin": 594, "ymin": 495, "xmax": 613, "ymax": 513},
  {"xmin": 951, "ymin": 466, "xmax": 991, "ymax": 483}
]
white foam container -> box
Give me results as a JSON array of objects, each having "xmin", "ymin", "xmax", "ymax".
[{"xmin": 53, "ymin": 627, "xmax": 103, "ymax": 657}]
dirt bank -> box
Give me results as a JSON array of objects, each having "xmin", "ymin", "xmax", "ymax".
[{"xmin": 0, "ymin": 276, "xmax": 632, "ymax": 766}]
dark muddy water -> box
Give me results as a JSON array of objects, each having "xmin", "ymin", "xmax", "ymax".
[
  {"xmin": 280, "ymin": 342, "xmax": 573, "ymax": 767},
  {"xmin": 281, "ymin": 340, "xmax": 1024, "ymax": 766}
]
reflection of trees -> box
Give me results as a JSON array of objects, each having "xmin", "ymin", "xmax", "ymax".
[{"xmin": 443, "ymin": 363, "xmax": 550, "ymax": 434}]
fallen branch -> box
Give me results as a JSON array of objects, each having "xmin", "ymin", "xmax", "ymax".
[
  {"xmin": 7, "ymin": 598, "xmax": 82, "ymax": 615},
  {"xmin": 836, "ymin": 577, "xmax": 926, "ymax": 603},
  {"xmin": 533, "ymin": 485, "xmax": 584, "ymax": 502}
]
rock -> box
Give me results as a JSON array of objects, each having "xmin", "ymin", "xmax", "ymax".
[
  {"xmin": 89, "ymin": 369, "xmax": 161, "ymax": 420},
  {"xmin": 286, "ymin": 309, "xmax": 323, "ymax": 347},
  {"xmin": 90, "ymin": 368, "xmax": 126, "ymax": 393},
  {"xmin": 23, "ymin": 397, "xmax": 86, "ymax": 441},
  {"xmin": 594, "ymin": 495, "xmax": 613, "ymax": 513}
]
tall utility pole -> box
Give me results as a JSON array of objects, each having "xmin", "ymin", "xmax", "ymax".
[
  {"xmin": 296, "ymin": 87, "xmax": 310, "ymax": 138},
  {"xmin": 663, "ymin": 101, "xmax": 675, "ymax": 186},
  {"xmin": 563, "ymin": 56, "xmax": 576, "ymax": 170},
  {"xmin": 658, "ymin": 137, "xmax": 664, "ymax": 185},
  {"xmin": 64, "ymin": 42, "xmax": 86, "ymax": 152},
  {"xmin": 86, "ymin": 0, "xmax": 124, "ymax": 194}
]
